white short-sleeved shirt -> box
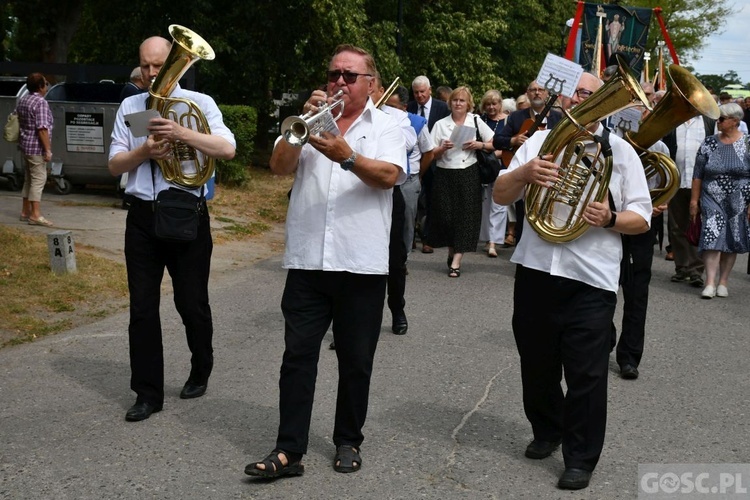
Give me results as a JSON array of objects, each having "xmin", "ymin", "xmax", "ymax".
[
  {"xmin": 380, "ymin": 104, "xmax": 417, "ymax": 183},
  {"xmin": 109, "ymin": 86, "xmax": 236, "ymax": 199},
  {"xmin": 500, "ymin": 124, "xmax": 652, "ymax": 292},
  {"xmin": 409, "ymin": 125, "xmax": 435, "ymax": 175},
  {"xmin": 431, "ymin": 112, "xmax": 495, "ymax": 169},
  {"xmin": 282, "ymin": 100, "xmax": 407, "ymax": 275}
]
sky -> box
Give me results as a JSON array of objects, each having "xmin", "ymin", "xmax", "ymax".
[{"xmin": 688, "ymin": 4, "xmax": 750, "ymax": 84}]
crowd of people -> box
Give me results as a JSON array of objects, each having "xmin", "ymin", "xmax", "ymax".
[{"xmin": 11, "ymin": 36, "xmax": 747, "ymax": 493}]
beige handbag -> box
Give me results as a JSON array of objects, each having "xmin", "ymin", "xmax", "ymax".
[{"xmin": 3, "ymin": 112, "xmax": 19, "ymax": 142}]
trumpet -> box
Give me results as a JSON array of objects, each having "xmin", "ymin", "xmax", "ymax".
[{"xmin": 281, "ymin": 90, "xmax": 345, "ymax": 146}]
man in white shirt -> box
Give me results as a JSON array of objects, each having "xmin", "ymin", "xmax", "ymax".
[
  {"xmin": 245, "ymin": 44, "xmax": 406, "ymax": 479},
  {"xmin": 494, "ymin": 72, "xmax": 652, "ymax": 490},
  {"xmin": 109, "ymin": 35, "xmax": 236, "ymax": 423},
  {"xmin": 662, "ymin": 115, "xmax": 716, "ymax": 286}
]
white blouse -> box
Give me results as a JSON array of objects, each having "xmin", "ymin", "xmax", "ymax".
[{"xmin": 431, "ymin": 112, "xmax": 495, "ymax": 169}]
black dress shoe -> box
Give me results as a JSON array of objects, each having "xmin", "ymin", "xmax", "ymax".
[
  {"xmin": 180, "ymin": 381, "xmax": 208, "ymax": 399},
  {"xmin": 557, "ymin": 467, "xmax": 592, "ymax": 490},
  {"xmin": 125, "ymin": 401, "xmax": 162, "ymax": 422},
  {"xmin": 620, "ymin": 364, "xmax": 639, "ymax": 380},
  {"xmin": 524, "ymin": 439, "xmax": 562, "ymax": 459},
  {"xmin": 392, "ymin": 311, "xmax": 408, "ymax": 335}
]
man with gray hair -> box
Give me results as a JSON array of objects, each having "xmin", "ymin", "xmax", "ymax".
[{"xmin": 407, "ymin": 76, "xmax": 450, "ymax": 253}]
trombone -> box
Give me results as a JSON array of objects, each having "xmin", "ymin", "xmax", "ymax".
[{"xmin": 375, "ymin": 77, "xmax": 401, "ymax": 109}]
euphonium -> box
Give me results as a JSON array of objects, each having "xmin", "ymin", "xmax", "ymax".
[
  {"xmin": 623, "ymin": 64, "xmax": 719, "ymax": 206},
  {"xmin": 149, "ymin": 25, "xmax": 215, "ymax": 189},
  {"xmin": 281, "ymin": 90, "xmax": 345, "ymax": 147},
  {"xmin": 525, "ymin": 56, "xmax": 651, "ymax": 243}
]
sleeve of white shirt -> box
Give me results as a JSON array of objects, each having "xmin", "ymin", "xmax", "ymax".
[
  {"xmin": 613, "ymin": 136, "xmax": 653, "ymax": 225},
  {"xmin": 417, "ymin": 125, "xmax": 435, "ymax": 153}
]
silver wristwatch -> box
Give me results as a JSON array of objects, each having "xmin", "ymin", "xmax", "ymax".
[{"xmin": 340, "ymin": 151, "xmax": 357, "ymax": 171}]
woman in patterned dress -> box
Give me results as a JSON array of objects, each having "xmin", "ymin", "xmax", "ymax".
[{"xmin": 689, "ymin": 103, "xmax": 750, "ymax": 299}]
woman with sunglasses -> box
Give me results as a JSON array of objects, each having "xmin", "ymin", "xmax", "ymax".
[{"xmin": 689, "ymin": 103, "xmax": 750, "ymax": 298}]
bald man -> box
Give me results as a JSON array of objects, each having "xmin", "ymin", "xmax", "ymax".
[
  {"xmin": 494, "ymin": 72, "xmax": 652, "ymax": 490},
  {"xmin": 109, "ymin": 35, "xmax": 236, "ymax": 422}
]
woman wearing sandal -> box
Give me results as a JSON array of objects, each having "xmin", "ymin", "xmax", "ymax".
[
  {"xmin": 17, "ymin": 73, "xmax": 55, "ymax": 227},
  {"xmin": 429, "ymin": 86, "xmax": 495, "ymax": 277}
]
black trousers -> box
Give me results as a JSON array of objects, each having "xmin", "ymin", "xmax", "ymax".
[
  {"xmin": 387, "ymin": 186, "xmax": 407, "ymax": 314},
  {"xmin": 277, "ymin": 269, "xmax": 386, "ymax": 454},
  {"xmin": 613, "ymin": 229, "xmax": 654, "ymax": 368},
  {"xmin": 124, "ymin": 199, "xmax": 214, "ymax": 406},
  {"xmin": 513, "ymin": 265, "xmax": 616, "ymax": 472}
]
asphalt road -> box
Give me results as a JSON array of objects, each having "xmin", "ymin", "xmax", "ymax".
[{"xmin": 1, "ymin": 187, "xmax": 749, "ymax": 499}]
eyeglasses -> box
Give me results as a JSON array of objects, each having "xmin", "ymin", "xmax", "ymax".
[
  {"xmin": 718, "ymin": 116, "xmax": 733, "ymax": 122},
  {"xmin": 327, "ymin": 71, "xmax": 372, "ymax": 84},
  {"xmin": 574, "ymin": 88, "xmax": 594, "ymax": 99},
  {"xmin": 527, "ymin": 88, "xmax": 546, "ymax": 94}
]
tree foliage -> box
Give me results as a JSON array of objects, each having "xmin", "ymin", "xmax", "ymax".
[{"xmin": 1, "ymin": 0, "xmax": 735, "ymax": 115}]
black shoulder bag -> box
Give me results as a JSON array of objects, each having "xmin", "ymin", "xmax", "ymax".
[
  {"xmin": 152, "ymin": 161, "xmax": 204, "ymax": 241},
  {"xmin": 473, "ymin": 116, "xmax": 502, "ymax": 184}
]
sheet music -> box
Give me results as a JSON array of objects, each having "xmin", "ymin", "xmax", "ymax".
[
  {"xmin": 450, "ymin": 125, "xmax": 475, "ymax": 145},
  {"xmin": 536, "ymin": 53, "xmax": 585, "ymax": 98}
]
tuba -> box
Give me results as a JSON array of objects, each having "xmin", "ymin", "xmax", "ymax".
[
  {"xmin": 623, "ymin": 64, "xmax": 719, "ymax": 206},
  {"xmin": 525, "ymin": 56, "xmax": 651, "ymax": 243},
  {"xmin": 281, "ymin": 90, "xmax": 345, "ymax": 147},
  {"xmin": 149, "ymin": 25, "xmax": 215, "ymax": 189}
]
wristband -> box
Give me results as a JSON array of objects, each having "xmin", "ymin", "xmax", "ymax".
[{"xmin": 604, "ymin": 211, "xmax": 617, "ymax": 229}]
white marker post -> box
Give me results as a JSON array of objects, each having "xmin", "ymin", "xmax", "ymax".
[{"xmin": 47, "ymin": 231, "xmax": 77, "ymax": 275}]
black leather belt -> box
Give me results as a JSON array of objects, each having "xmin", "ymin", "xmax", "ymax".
[{"xmin": 122, "ymin": 195, "xmax": 155, "ymax": 210}]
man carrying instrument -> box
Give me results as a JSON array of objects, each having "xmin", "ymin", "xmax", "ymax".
[
  {"xmin": 109, "ymin": 35, "xmax": 236, "ymax": 422},
  {"xmin": 493, "ymin": 72, "xmax": 652, "ymax": 490},
  {"xmin": 495, "ymin": 80, "xmax": 563, "ymax": 244},
  {"xmin": 245, "ymin": 44, "xmax": 406, "ymax": 479}
]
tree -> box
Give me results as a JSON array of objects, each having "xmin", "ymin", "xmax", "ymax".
[{"xmin": 1, "ymin": 0, "xmax": 732, "ymax": 130}]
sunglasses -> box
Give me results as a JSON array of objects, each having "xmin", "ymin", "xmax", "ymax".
[
  {"xmin": 718, "ymin": 116, "xmax": 733, "ymax": 122},
  {"xmin": 326, "ymin": 71, "xmax": 372, "ymax": 84}
]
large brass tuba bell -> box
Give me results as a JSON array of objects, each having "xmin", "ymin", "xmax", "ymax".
[
  {"xmin": 149, "ymin": 25, "xmax": 215, "ymax": 189},
  {"xmin": 525, "ymin": 56, "xmax": 651, "ymax": 243},
  {"xmin": 623, "ymin": 64, "xmax": 719, "ymax": 206}
]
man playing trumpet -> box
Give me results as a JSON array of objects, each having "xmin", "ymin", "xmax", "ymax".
[{"xmin": 245, "ymin": 44, "xmax": 406, "ymax": 478}]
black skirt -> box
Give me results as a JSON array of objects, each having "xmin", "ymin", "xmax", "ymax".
[{"xmin": 427, "ymin": 164, "xmax": 483, "ymax": 253}]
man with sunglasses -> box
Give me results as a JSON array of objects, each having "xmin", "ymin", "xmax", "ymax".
[
  {"xmin": 245, "ymin": 44, "xmax": 406, "ymax": 479},
  {"xmin": 494, "ymin": 72, "xmax": 652, "ymax": 490}
]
